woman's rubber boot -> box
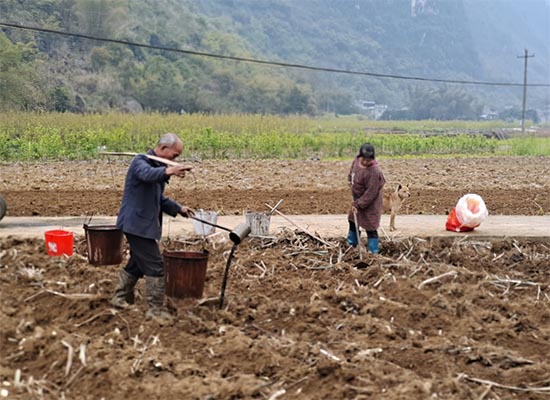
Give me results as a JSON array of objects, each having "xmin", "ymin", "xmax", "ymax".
[
  {"xmin": 367, "ymin": 238, "xmax": 379, "ymax": 254},
  {"xmin": 347, "ymin": 230, "xmax": 359, "ymax": 247},
  {"xmin": 110, "ymin": 270, "xmax": 138, "ymax": 309},
  {"xmin": 145, "ymin": 276, "xmax": 173, "ymax": 322}
]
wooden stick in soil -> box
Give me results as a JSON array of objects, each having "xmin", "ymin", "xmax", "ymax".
[
  {"xmin": 267, "ymin": 198, "xmax": 284, "ymax": 215},
  {"xmin": 353, "ymin": 209, "xmax": 363, "ymax": 261},
  {"xmin": 264, "ymin": 203, "xmax": 333, "ymax": 247}
]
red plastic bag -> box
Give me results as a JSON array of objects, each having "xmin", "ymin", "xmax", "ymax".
[{"xmin": 445, "ymin": 207, "xmax": 475, "ymax": 232}]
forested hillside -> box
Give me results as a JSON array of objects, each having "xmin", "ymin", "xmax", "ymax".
[{"xmin": 1, "ymin": 0, "xmax": 548, "ymax": 118}]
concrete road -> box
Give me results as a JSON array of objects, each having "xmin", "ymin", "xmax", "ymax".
[{"xmin": 1, "ymin": 214, "xmax": 549, "ymax": 240}]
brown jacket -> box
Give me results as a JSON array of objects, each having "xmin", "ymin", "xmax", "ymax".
[{"xmin": 347, "ymin": 157, "xmax": 386, "ymax": 231}]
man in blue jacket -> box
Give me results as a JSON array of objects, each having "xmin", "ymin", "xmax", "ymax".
[{"xmin": 111, "ymin": 133, "xmax": 193, "ymax": 321}]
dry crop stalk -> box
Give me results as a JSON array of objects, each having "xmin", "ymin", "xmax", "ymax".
[
  {"xmin": 61, "ymin": 340, "xmax": 73, "ymax": 377},
  {"xmin": 458, "ymin": 373, "xmax": 550, "ymax": 393},
  {"xmin": 418, "ymin": 270, "xmax": 458, "ymax": 289}
]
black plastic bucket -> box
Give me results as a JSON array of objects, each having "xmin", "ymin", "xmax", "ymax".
[
  {"xmin": 84, "ymin": 225, "xmax": 124, "ymax": 266},
  {"xmin": 164, "ymin": 250, "xmax": 208, "ymax": 299}
]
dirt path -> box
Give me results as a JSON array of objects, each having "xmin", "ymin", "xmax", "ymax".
[{"xmin": 2, "ymin": 214, "xmax": 550, "ymax": 240}]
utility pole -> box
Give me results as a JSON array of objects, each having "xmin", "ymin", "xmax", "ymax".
[{"xmin": 517, "ymin": 49, "xmax": 535, "ymax": 134}]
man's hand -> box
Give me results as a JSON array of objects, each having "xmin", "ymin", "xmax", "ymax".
[
  {"xmin": 165, "ymin": 165, "xmax": 190, "ymax": 177},
  {"xmin": 179, "ymin": 206, "xmax": 195, "ymax": 218}
]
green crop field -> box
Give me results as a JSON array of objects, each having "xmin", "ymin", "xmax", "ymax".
[{"xmin": 0, "ymin": 112, "xmax": 548, "ymax": 161}]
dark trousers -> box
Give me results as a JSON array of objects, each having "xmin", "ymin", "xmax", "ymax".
[
  {"xmin": 348, "ymin": 220, "xmax": 378, "ymax": 239},
  {"xmin": 123, "ymin": 233, "xmax": 164, "ymax": 278}
]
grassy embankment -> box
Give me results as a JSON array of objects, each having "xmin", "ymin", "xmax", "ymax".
[{"xmin": 1, "ymin": 112, "xmax": 549, "ymax": 161}]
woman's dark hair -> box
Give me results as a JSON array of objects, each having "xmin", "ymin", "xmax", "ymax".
[{"xmin": 359, "ymin": 143, "xmax": 375, "ymax": 159}]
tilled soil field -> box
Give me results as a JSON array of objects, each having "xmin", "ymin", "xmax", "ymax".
[
  {"xmin": 1, "ymin": 156, "xmax": 550, "ymax": 216},
  {"xmin": 1, "ymin": 157, "xmax": 549, "ymax": 399}
]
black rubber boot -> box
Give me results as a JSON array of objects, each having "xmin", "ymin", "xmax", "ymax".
[
  {"xmin": 145, "ymin": 276, "xmax": 173, "ymax": 322},
  {"xmin": 110, "ymin": 270, "xmax": 138, "ymax": 309}
]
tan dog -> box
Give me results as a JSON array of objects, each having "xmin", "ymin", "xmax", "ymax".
[{"xmin": 382, "ymin": 184, "xmax": 410, "ymax": 231}]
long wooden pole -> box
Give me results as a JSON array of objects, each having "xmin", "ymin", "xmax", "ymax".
[
  {"xmin": 353, "ymin": 209, "xmax": 364, "ymax": 261},
  {"xmin": 99, "ymin": 151, "xmax": 193, "ymax": 170}
]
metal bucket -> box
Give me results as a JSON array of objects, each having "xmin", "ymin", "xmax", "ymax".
[
  {"xmin": 164, "ymin": 250, "xmax": 208, "ymax": 299},
  {"xmin": 84, "ymin": 225, "xmax": 124, "ymax": 265},
  {"xmin": 245, "ymin": 211, "xmax": 271, "ymax": 237},
  {"xmin": 192, "ymin": 210, "xmax": 218, "ymax": 235}
]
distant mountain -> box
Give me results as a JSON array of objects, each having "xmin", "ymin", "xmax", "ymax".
[
  {"xmin": 194, "ymin": 0, "xmax": 550, "ymax": 109},
  {"xmin": 1, "ymin": 0, "xmax": 548, "ymax": 117}
]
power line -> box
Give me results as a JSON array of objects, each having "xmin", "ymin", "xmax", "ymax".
[{"xmin": 2, "ymin": 21, "xmax": 550, "ymax": 88}]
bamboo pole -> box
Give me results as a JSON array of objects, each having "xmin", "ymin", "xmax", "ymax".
[{"xmin": 99, "ymin": 152, "xmax": 193, "ymax": 170}]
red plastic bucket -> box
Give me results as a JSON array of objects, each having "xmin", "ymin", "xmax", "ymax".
[{"xmin": 44, "ymin": 230, "xmax": 74, "ymax": 256}]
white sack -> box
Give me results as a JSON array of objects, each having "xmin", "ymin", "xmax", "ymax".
[{"xmin": 455, "ymin": 193, "xmax": 488, "ymax": 228}]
